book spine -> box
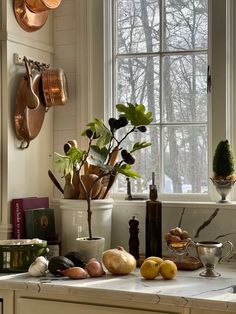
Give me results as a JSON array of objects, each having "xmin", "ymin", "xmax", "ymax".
[
  {"xmin": 11, "ymin": 199, "xmax": 25, "ymax": 239},
  {"xmin": 25, "ymin": 211, "xmax": 34, "ymax": 239}
]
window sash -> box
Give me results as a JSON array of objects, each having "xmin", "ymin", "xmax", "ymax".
[{"xmin": 104, "ymin": 0, "xmax": 231, "ymax": 201}]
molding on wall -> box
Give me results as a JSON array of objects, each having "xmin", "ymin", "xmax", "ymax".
[
  {"xmin": 75, "ymin": 0, "xmax": 104, "ymax": 149},
  {"xmin": 0, "ymin": 0, "xmax": 7, "ymax": 33},
  {"xmin": 7, "ymin": 32, "xmax": 54, "ymax": 54},
  {"xmin": 1, "ymin": 40, "xmax": 7, "ymax": 226},
  {"xmin": 0, "ymin": 31, "xmax": 7, "ymax": 41},
  {"xmin": 0, "ymin": 224, "xmax": 12, "ymax": 240}
]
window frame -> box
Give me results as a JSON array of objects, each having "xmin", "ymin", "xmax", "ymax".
[{"xmin": 104, "ymin": 0, "xmax": 235, "ymax": 202}]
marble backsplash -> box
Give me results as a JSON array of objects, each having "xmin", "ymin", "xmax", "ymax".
[{"xmin": 111, "ymin": 201, "xmax": 236, "ymax": 259}]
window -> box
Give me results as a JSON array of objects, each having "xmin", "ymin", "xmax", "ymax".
[{"xmin": 110, "ymin": 0, "xmax": 209, "ymax": 196}]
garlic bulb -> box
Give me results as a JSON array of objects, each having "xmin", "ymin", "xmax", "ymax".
[{"xmin": 28, "ymin": 256, "xmax": 48, "ymax": 277}]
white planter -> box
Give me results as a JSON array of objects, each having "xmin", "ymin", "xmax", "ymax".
[
  {"xmin": 76, "ymin": 237, "xmax": 105, "ymax": 262},
  {"xmin": 59, "ymin": 199, "xmax": 113, "ymax": 254}
]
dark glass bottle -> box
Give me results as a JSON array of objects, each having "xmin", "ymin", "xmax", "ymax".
[{"xmin": 145, "ymin": 173, "xmax": 162, "ymax": 258}]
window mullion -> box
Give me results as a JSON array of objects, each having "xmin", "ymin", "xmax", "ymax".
[{"xmin": 159, "ymin": 0, "xmax": 164, "ymax": 194}]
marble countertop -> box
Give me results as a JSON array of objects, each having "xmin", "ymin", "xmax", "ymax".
[{"xmin": 1, "ymin": 262, "xmax": 236, "ymax": 311}]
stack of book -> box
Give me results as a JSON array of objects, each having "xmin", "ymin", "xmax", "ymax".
[{"xmin": 11, "ymin": 196, "xmax": 55, "ymax": 240}]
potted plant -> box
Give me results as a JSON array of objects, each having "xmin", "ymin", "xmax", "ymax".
[
  {"xmin": 54, "ymin": 103, "xmax": 153, "ymax": 259},
  {"xmin": 211, "ymin": 140, "xmax": 236, "ymax": 203}
]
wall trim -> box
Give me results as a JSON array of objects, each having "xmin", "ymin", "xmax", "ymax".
[
  {"xmin": 0, "ymin": 31, "xmax": 7, "ymax": 41},
  {"xmin": 75, "ymin": 0, "xmax": 104, "ymax": 150},
  {"xmin": 0, "ymin": 223, "xmax": 12, "ymax": 240}
]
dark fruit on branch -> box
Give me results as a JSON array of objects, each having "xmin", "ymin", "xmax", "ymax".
[
  {"xmin": 85, "ymin": 129, "xmax": 94, "ymax": 139},
  {"xmin": 109, "ymin": 117, "xmax": 128, "ymax": 131},
  {"xmin": 137, "ymin": 125, "xmax": 147, "ymax": 132},
  {"xmin": 108, "ymin": 118, "xmax": 117, "ymax": 130},
  {"xmin": 121, "ymin": 149, "xmax": 128, "ymax": 159},
  {"xmin": 117, "ymin": 116, "xmax": 128, "ymax": 128},
  {"xmin": 64, "ymin": 143, "xmax": 71, "ymax": 154},
  {"xmin": 121, "ymin": 149, "xmax": 135, "ymax": 165}
]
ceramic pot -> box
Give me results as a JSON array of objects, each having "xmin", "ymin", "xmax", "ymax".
[
  {"xmin": 59, "ymin": 199, "xmax": 113, "ymax": 254},
  {"xmin": 76, "ymin": 237, "xmax": 105, "ymax": 262}
]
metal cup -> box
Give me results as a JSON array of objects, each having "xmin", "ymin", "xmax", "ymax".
[{"xmin": 186, "ymin": 240, "xmax": 233, "ymax": 277}]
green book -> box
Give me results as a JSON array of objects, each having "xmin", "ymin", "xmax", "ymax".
[{"xmin": 25, "ymin": 208, "xmax": 55, "ymax": 240}]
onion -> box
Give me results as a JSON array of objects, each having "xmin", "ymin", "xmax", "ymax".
[
  {"xmin": 86, "ymin": 258, "xmax": 105, "ymax": 277},
  {"xmin": 60, "ymin": 267, "xmax": 87, "ymax": 279},
  {"xmin": 102, "ymin": 246, "xmax": 136, "ymax": 275}
]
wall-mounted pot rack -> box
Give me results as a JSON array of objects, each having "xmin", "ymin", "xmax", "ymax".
[{"xmin": 14, "ymin": 53, "xmax": 50, "ymax": 71}]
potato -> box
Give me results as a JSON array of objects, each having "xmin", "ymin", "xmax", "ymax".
[
  {"xmin": 170, "ymin": 235, "xmax": 182, "ymax": 243},
  {"xmin": 172, "ymin": 227, "xmax": 182, "ymax": 237},
  {"xmin": 181, "ymin": 230, "xmax": 189, "ymax": 239},
  {"xmin": 170, "ymin": 228, "xmax": 176, "ymax": 235},
  {"xmin": 165, "ymin": 232, "xmax": 172, "ymax": 242}
]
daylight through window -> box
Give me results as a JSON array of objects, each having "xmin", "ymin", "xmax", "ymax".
[{"xmin": 113, "ymin": 0, "xmax": 208, "ymax": 195}]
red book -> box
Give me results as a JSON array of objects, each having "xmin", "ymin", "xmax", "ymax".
[{"xmin": 11, "ymin": 197, "xmax": 49, "ymax": 239}]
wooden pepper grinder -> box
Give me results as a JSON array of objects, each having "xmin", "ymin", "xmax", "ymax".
[{"xmin": 129, "ymin": 216, "xmax": 140, "ymax": 260}]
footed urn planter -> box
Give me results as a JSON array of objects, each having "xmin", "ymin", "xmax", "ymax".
[
  {"xmin": 211, "ymin": 178, "xmax": 236, "ymax": 203},
  {"xmin": 59, "ymin": 199, "xmax": 113, "ymax": 254}
]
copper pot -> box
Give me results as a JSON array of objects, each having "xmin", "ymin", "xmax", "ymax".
[
  {"xmin": 42, "ymin": 68, "xmax": 68, "ymax": 107},
  {"xmin": 25, "ymin": 0, "xmax": 61, "ymax": 13},
  {"xmin": 14, "ymin": 0, "xmax": 61, "ymax": 32},
  {"xmin": 14, "ymin": 58, "xmax": 46, "ymax": 149}
]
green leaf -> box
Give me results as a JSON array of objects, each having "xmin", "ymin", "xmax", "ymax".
[
  {"xmin": 115, "ymin": 164, "xmax": 140, "ymax": 178},
  {"xmin": 54, "ymin": 147, "xmax": 85, "ymax": 176},
  {"xmin": 82, "ymin": 119, "xmax": 112, "ymax": 148},
  {"xmin": 131, "ymin": 141, "xmax": 152, "ymax": 153},
  {"xmin": 87, "ymin": 145, "xmax": 109, "ymax": 167},
  {"xmin": 116, "ymin": 103, "xmax": 153, "ymax": 126},
  {"xmin": 67, "ymin": 146, "xmax": 84, "ymax": 163},
  {"xmin": 54, "ymin": 153, "xmax": 74, "ymax": 176}
]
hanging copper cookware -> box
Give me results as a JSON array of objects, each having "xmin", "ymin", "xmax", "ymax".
[
  {"xmin": 14, "ymin": 0, "xmax": 61, "ymax": 32},
  {"xmin": 41, "ymin": 68, "xmax": 68, "ymax": 107},
  {"xmin": 14, "ymin": 58, "xmax": 46, "ymax": 149},
  {"xmin": 25, "ymin": 0, "xmax": 62, "ymax": 12}
]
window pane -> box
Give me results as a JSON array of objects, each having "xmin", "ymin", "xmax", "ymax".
[
  {"xmin": 116, "ymin": 0, "xmax": 160, "ymax": 54},
  {"xmin": 113, "ymin": 0, "xmax": 208, "ymax": 196},
  {"xmin": 164, "ymin": 0, "xmax": 208, "ymax": 51},
  {"xmin": 163, "ymin": 125, "xmax": 208, "ymax": 194},
  {"xmin": 117, "ymin": 56, "xmax": 160, "ymax": 122},
  {"xmin": 116, "ymin": 125, "xmax": 160, "ymax": 193},
  {"xmin": 163, "ymin": 54, "xmax": 207, "ymax": 122}
]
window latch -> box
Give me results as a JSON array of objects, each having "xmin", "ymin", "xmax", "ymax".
[{"xmin": 207, "ymin": 65, "xmax": 211, "ymax": 93}]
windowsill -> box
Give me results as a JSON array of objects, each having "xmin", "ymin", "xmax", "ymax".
[
  {"xmin": 112, "ymin": 198, "xmax": 236, "ymax": 209},
  {"xmin": 51, "ymin": 197, "xmax": 236, "ymax": 209}
]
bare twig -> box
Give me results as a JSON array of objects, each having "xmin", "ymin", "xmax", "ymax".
[{"xmin": 194, "ymin": 208, "xmax": 220, "ymax": 238}]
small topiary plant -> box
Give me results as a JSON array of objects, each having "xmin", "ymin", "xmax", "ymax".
[{"xmin": 212, "ymin": 140, "xmax": 235, "ymax": 180}]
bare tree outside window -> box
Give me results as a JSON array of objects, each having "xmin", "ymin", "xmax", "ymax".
[{"xmin": 114, "ymin": 0, "xmax": 208, "ymax": 195}]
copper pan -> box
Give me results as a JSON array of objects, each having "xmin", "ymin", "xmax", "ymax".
[
  {"xmin": 14, "ymin": 58, "xmax": 46, "ymax": 149},
  {"xmin": 25, "ymin": 0, "xmax": 61, "ymax": 13},
  {"xmin": 14, "ymin": 0, "xmax": 49, "ymax": 32},
  {"xmin": 42, "ymin": 68, "xmax": 68, "ymax": 107}
]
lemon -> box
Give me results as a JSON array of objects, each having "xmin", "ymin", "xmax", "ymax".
[
  {"xmin": 145, "ymin": 256, "xmax": 163, "ymax": 266},
  {"xmin": 159, "ymin": 260, "xmax": 177, "ymax": 280},
  {"xmin": 140, "ymin": 260, "xmax": 160, "ymax": 280}
]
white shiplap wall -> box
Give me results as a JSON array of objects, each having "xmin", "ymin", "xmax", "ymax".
[
  {"xmin": 53, "ymin": 0, "xmax": 104, "ymax": 198},
  {"xmin": 53, "ymin": 0, "xmax": 78, "ymax": 198}
]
